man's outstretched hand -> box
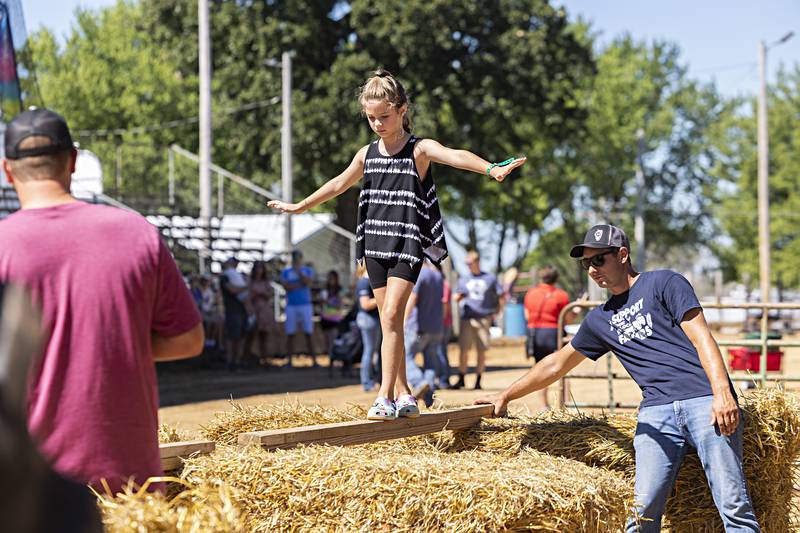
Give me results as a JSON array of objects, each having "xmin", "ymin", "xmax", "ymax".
[{"xmin": 474, "ymin": 393, "xmax": 509, "ymax": 417}]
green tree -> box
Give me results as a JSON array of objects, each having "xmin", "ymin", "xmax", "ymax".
[
  {"xmin": 141, "ymin": 0, "xmax": 594, "ymax": 249},
  {"xmin": 25, "ymin": 0, "xmax": 594, "ymax": 258},
  {"xmin": 22, "ymin": 1, "xmax": 198, "ymax": 209},
  {"xmin": 713, "ymin": 66, "xmax": 800, "ymax": 293},
  {"xmin": 527, "ymin": 35, "xmax": 734, "ymax": 294}
]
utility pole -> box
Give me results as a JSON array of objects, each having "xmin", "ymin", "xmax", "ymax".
[
  {"xmin": 198, "ymin": 0, "xmax": 213, "ymax": 273},
  {"xmin": 281, "ymin": 51, "xmax": 294, "ymax": 257},
  {"xmin": 757, "ymin": 31, "xmax": 794, "ymax": 304},
  {"xmin": 757, "ymin": 39, "xmax": 769, "ymax": 305},
  {"xmin": 634, "ymin": 128, "xmax": 646, "ymax": 272}
]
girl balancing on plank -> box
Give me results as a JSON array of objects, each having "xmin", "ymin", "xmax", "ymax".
[{"xmin": 268, "ymin": 68, "xmax": 525, "ymax": 420}]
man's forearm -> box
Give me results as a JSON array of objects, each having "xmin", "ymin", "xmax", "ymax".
[{"xmin": 501, "ymin": 358, "xmax": 565, "ymax": 402}]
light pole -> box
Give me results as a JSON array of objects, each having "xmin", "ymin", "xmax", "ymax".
[
  {"xmin": 265, "ymin": 51, "xmax": 295, "ymax": 258},
  {"xmin": 634, "ymin": 128, "xmax": 646, "ymax": 272},
  {"xmin": 198, "ymin": 0, "xmax": 213, "ymax": 273},
  {"xmin": 757, "ymin": 31, "xmax": 793, "ymax": 304}
]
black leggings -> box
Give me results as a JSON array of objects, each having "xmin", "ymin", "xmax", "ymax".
[{"xmin": 365, "ymin": 257, "xmax": 423, "ymax": 289}]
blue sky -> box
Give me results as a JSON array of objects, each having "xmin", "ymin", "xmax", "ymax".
[{"xmin": 22, "ymin": 0, "xmax": 799, "ymax": 98}]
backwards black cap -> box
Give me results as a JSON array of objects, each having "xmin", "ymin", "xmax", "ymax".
[
  {"xmin": 569, "ymin": 224, "xmax": 630, "ymax": 258},
  {"xmin": 5, "ymin": 108, "xmax": 74, "ymax": 160}
]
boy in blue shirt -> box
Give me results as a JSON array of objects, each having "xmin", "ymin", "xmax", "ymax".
[{"xmin": 476, "ymin": 224, "xmax": 759, "ymax": 532}]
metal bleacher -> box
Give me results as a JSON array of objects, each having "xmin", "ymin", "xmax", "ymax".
[{"xmin": 0, "ymin": 186, "xmax": 20, "ymax": 219}]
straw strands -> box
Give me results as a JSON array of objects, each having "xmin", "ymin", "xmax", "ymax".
[
  {"xmin": 180, "ymin": 444, "xmax": 634, "ymax": 532},
  {"xmin": 199, "ymin": 400, "xmax": 365, "ymax": 445},
  {"xmin": 96, "ymin": 478, "xmax": 249, "ymax": 532},
  {"xmin": 158, "ymin": 424, "xmax": 192, "ymax": 444}
]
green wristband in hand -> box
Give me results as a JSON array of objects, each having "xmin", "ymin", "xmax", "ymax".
[{"xmin": 485, "ymin": 157, "xmax": 516, "ymax": 176}]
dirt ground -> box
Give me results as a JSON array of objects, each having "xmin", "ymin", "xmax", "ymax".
[{"xmin": 158, "ymin": 334, "xmax": 800, "ymax": 436}]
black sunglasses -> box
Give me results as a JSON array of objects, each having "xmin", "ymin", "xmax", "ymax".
[{"xmin": 579, "ymin": 249, "xmax": 618, "ymax": 270}]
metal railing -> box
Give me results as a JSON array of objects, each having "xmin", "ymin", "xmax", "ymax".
[{"xmin": 555, "ymin": 301, "xmax": 800, "ymax": 412}]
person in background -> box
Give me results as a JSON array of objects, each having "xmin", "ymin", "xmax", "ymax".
[
  {"xmin": 0, "ymin": 108, "xmax": 203, "ymax": 493},
  {"xmin": 280, "ymin": 250, "xmax": 318, "ymax": 368},
  {"xmin": 199, "ymin": 275, "xmax": 222, "ymax": 350},
  {"xmin": 355, "ymin": 264, "xmax": 381, "ymax": 391},
  {"xmin": 437, "ymin": 262, "xmax": 453, "ymax": 388},
  {"xmin": 247, "ymin": 261, "xmax": 277, "ymax": 365},
  {"xmin": 453, "ymin": 250, "xmax": 504, "ymax": 390},
  {"xmin": 189, "ymin": 274, "xmax": 204, "ymax": 309},
  {"xmin": 523, "ymin": 264, "xmax": 572, "ymax": 411},
  {"xmin": 404, "ymin": 260, "xmax": 447, "ymax": 394},
  {"xmin": 320, "ymin": 270, "xmax": 345, "ymax": 360},
  {"xmin": 220, "ymin": 256, "xmax": 248, "ymax": 371}
]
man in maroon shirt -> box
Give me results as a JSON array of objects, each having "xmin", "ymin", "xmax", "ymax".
[{"xmin": 0, "ymin": 108, "xmax": 203, "ymax": 493}]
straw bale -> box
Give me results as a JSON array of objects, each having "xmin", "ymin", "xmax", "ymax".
[
  {"xmin": 158, "ymin": 424, "xmax": 192, "ymax": 444},
  {"xmin": 443, "ymin": 388, "xmax": 800, "ymax": 532},
  {"xmin": 199, "ymin": 400, "xmax": 365, "ymax": 445},
  {"xmin": 96, "ymin": 479, "xmax": 249, "ymax": 532},
  {"xmin": 180, "ymin": 444, "xmax": 634, "ymax": 532}
]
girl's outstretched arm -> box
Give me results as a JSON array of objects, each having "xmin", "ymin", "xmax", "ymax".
[
  {"xmin": 417, "ymin": 139, "xmax": 526, "ymax": 182},
  {"xmin": 267, "ymin": 145, "xmax": 368, "ymax": 214}
]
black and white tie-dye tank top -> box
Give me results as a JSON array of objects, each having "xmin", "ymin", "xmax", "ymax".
[{"xmin": 356, "ymin": 135, "xmax": 448, "ymax": 266}]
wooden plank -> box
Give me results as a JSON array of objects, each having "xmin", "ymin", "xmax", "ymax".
[
  {"xmin": 238, "ymin": 405, "xmax": 494, "ymax": 450},
  {"xmin": 160, "ymin": 440, "xmax": 215, "ymax": 471}
]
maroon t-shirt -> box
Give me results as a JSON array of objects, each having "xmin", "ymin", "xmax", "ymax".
[{"xmin": 0, "ymin": 201, "xmax": 200, "ymax": 492}]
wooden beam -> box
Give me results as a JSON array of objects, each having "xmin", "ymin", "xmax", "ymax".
[
  {"xmin": 160, "ymin": 440, "xmax": 215, "ymax": 471},
  {"xmin": 238, "ymin": 405, "xmax": 494, "ymax": 450}
]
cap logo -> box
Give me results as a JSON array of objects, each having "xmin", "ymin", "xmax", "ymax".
[{"xmin": 594, "ymin": 229, "xmax": 603, "ymax": 241}]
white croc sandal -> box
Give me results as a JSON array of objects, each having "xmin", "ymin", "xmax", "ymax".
[
  {"xmin": 395, "ymin": 394, "xmax": 420, "ymax": 418},
  {"xmin": 367, "ymin": 397, "xmax": 396, "ymax": 420}
]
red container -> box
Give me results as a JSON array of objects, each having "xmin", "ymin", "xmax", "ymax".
[{"xmin": 728, "ymin": 347, "xmax": 782, "ymax": 372}]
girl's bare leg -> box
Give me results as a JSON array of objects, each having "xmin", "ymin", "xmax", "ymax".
[{"xmin": 372, "ymin": 276, "xmax": 415, "ymax": 400}]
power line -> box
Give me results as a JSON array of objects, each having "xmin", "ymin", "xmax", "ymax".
[{"xmin": 74, "ymin": 96, "xmax": 281, "ymax": 138}]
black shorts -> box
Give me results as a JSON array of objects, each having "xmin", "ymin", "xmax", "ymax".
[
  {"xmin": 365, "ymin": 257, "xmax": 423, "ymax": 289},
  {"xmin": 526, "ymin": 327, "xmax": 559, "ymax": 362}
]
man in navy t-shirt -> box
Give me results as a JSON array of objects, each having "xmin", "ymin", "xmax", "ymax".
[{"xmin": 476, "ymin": 224, "xmax": 759, "ymax": 532}]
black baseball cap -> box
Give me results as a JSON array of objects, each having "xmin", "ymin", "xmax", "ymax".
[
  {"xmin": 5, "ymin": 108, "xmax": 74, "ymax": 160},
  {"xmin": 569, "ymin": 224, "xmax": 630, "ymax": 258}
]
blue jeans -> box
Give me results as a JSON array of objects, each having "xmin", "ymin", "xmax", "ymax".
[
  {"xmin": 357, "ymin": 312, "xmax": 381, "ymax": 391},
  {"xmin": 436, "ymin": 325, "xmax": 452, "ymax": 385},
  {"xmin": 406, "ymin": 330, "xmax": 445, "ymax": 380},
  {"xmin": 404, "ymin": 329, "xmax": 438, "ymax": 406},
  {"xmin": 626, "ymin": 395, "xmax": 759, "ymax": 532}
]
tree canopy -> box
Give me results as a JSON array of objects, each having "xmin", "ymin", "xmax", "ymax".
[{"xmin": 17, "ymin": 0, "xmax": 798, "ymax": 290}]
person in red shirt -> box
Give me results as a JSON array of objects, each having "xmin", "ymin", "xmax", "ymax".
[
  {"xmin": 0, "ymin": 108, "xmax": 204, "ymax": 493},
  {"xmin": 523, "ymin": 265, "xmax": 571, "ymax": 410}
]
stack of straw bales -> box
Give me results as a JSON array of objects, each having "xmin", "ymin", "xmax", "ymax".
[
  {"xmin": 100, "ymin": 389, "xmax": 798, "ymax": 532},
  {"xmin": 179, "ymin": 444, "xmax": 633, "ymax": 532}
]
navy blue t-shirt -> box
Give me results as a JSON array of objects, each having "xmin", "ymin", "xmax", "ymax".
[
  {"xmin": 571, "ymin": 270, "xmax": 733, "ymax": 408},
  {"xmin": 356, "ymin": 277, "xmax": 379, "ymax": 318},
  {"xmin": 406, "ymin": 266, "xmax": 444, "ymax": 335}
]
